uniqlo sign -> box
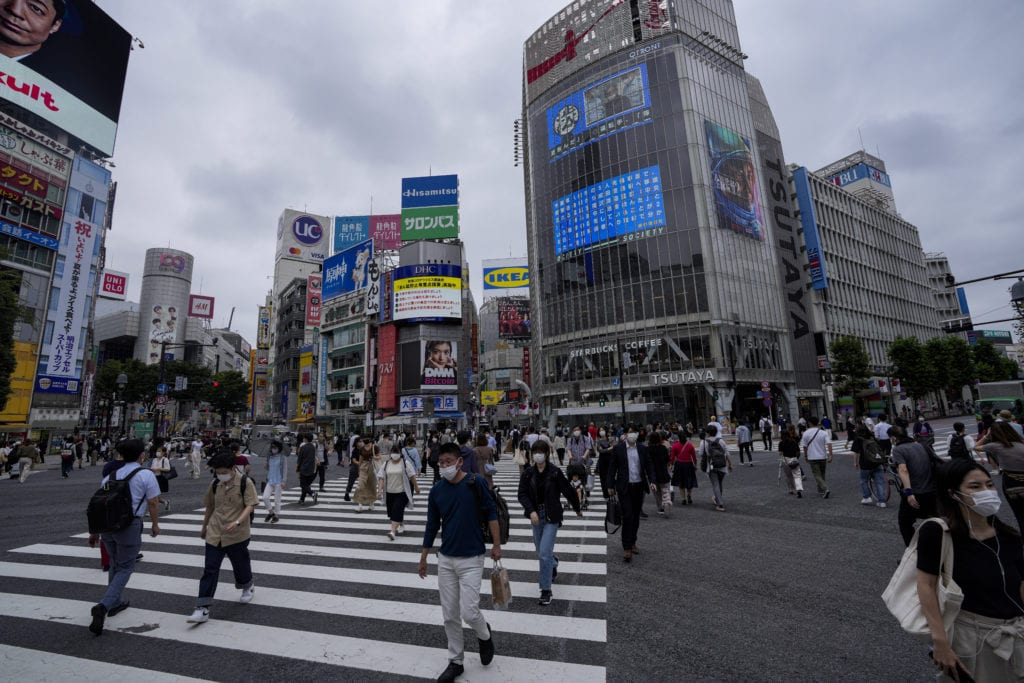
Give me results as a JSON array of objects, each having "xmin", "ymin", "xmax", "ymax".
[
  {"xmin": 98, "ymin": 270, "xmax": 128, "ymax": 300},
  {"xmin": 188, "ymin": 294, "xmax": 215, "ymax": 319}
]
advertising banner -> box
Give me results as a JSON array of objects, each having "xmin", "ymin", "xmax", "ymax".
[
  {"xmin": 546, "ymin": 63, "xmax": 651, "ymax": 162},
  {"xmin": 0, "ymin": 219, "xmax": 59, "ymax": 249},
  {"xmin": 400, "ymin": 174, "xmax": 459, "ymax": 240},
  {"xmin": 379, "ymin": 269, "xmax": 394, "ymax": 324},
  {"xmin": 704, "ymin": 120, "xmax": 765, "ymax": 241},
  {"xmin": 299, "ymin": 345, "xmax": 313, "ymax": 395},
  {"xmin": 826, "ymin": 163, "xmax": 892, "ymax": 189},
  {"xmin": 319, "ymin": 335, "xmax": 328, "ymax": 412},
  {"xmin": 144, "ymin": 302, "xmax": 179, "ymax": 365},
  {"xmin": 98, "ymin": 269, "xmax": 128, "ymax": 300},
  {"xmin": 392, "ymin": 264, "xmax": 462, "ymax": 322},
  {"xmin": 377, "ymin": 324, "xmax": 397, "ymax": 411},
  {"xmin": 0, "ymin": 184, "xmax": 63, "ymax": 220},
  {"xmin": 421, "ymin": 340, "xmax": 458, "ymax": 391},
  {"xmin": 399, "ymin": 395, "xmax": 459, "ymax": 414},
  {"xmin": 0, "ymin": 114, "xmax": 74, "ymax": 178},
  {"xmin": 187, "ymin": 294, "xmax": 215, "ymax": 319},
  {"xmin": 0, "ymin": 161, "xmax": 48, "ymax": 198},
  {"xmin": 482, "ymin": 257, "xmax": 529, "ymax": 299},
  {"xmin": 322, "ymin": 239, "xmax": 373, "ymax": 301},
  {"xmin": 370, "ymin": 214, "xmax": 401, "ymax": 250},
  {"xmin": 43, "ymin": 218, "xmax": 97, "ymax": 384},
  {"xmin": 256, "ymin": 306, "xmax": 271, "ymax": 349},
  {"xmin": 967, "ymin": 330, "xmax": 1013, "ymax": 346},
  {"xmin": 333, "ymin": 215, "xmax": 369, "ymax": 253},
  {"xmin": 0, "ymin": 0, "xmax": 131, "ymax": 156},
  {"xmin": 791, "ymin": 167, "xmax": 829, "ymax": 290},
  {"xmin": 498, "ymin": 299, "xmax": 531, "ymax": 340},
  {"xmin": 277, "ymin": 209, "xmax": 329, "ymax": 263},
  {"xmin": 364, "ymin": 257, "xmax": 382, "ymax": 317},
  {"xmin": 306, "ymin": 275, "xmax": 322, "ymax": 326},
  {"xmin": 522, "ymin": 347, "xmax": 531, "ymax": 387},
  {"xmin": 552, "ymin": 165, "xmax": 666, "ymax": 258},
  {"xmin": 481, "ymin": 390, "xmax": 504, "ymax": 406}
]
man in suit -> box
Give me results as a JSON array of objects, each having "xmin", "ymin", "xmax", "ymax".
[
  {"xmin": 295, "ymin": 433, "xmax": 318, "ymax": 504},
  {"xmin": 606, "ymin": 427, "xmax": 656, "ymax": 562}
]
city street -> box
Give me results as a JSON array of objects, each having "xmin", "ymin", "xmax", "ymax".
[{"xmin": 0, "ymin": 417, "xmax": 995, "ymax": 680}]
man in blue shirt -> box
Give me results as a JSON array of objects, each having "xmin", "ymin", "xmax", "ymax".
[
  {"xmin": 87, "ymin": 439, "xmax": 161, "ymax": 635},
  {"xmin": 419, "ymin": 443, "xmax": 500, "ymax": 683}
]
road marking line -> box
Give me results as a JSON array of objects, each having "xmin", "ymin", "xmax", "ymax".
[{"xmin": 0, "ymin": 644, "xmax": 211, "ymax": 682}]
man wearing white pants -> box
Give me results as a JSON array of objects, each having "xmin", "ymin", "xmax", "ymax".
[
  {"xmin": 261, "ymin": 440, "xmax": 286, "ymax": 523},
  {"xmin": 419, "ymin": 443, "xmax": 500, "ymax": 683}
]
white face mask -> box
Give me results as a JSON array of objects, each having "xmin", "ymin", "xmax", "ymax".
[
  {"xmin": 390, "ymin": 453, "xmax": 401, "ymax": 461},
  {"xmin": 599, "ymin": 431, "xmax": 606, "ymax": 437},
  {"xmin": 533, "ymin": 452, "xmax": 547, "ymax": 464},
  {"xmin": 959, "ymin": 489, "xmax": 1001, "ymax": 517},
  {"xmin": 573, "ymin": 430, "xmax": 581, "ymax": 438},
  {"xmin": 440, "ymin": 464, "xmax": 459, "ymax": 481},
  {"xmin": 626, "ymin": 433, "xmax": 638, "ymax": 445},
  {"xmin": 216, "ymin": 472, "xmax": 233, "ymax": 482}
]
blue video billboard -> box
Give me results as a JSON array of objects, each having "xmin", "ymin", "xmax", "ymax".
[
  {"xmin": 322, "ymin": 240, "xmax": 373, "ymax": 301},
  {"xmin": 546, "ymin": 63, "xmax": 652, "ymax": 162},
  {"xmin": 552, "ymin": 165, "xmax": 667, "ymax": 257}
]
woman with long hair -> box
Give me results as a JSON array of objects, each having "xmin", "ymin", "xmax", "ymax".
[
  {"xmin": 778, "ymin": 424, "xmax": 803, "ymax": 498},
  {"xmin": 975, "ymin": 420, "xmax": 1024, "ymax": 531},
  {"xmin": 915, "ymin": 459, "xmax": 1024, "ymax": 681}
]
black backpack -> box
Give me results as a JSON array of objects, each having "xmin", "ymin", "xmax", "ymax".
[
  {"xmin": 212, "ymin": 474, "xmax": 256, "ymax": 523},
  {"xmin": 87, "ymin": 466, "xmax": 146, "ymax": 534},
  {"xmin": 469, "ymin": 474, "xmax": 510, "ymax": 545},
  {"xmin": 706, "ymin": 438, "xmax": 728, "ymax": 469},
  {"xmin": 859, "ymin": 437, "xmax": 885, "ymax": 470},
  {"xmin": 948, "ymin": 434, "xmax": 970, "ymax": 460}
]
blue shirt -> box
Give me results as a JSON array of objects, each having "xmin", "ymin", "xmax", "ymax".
[
  {"xmin": 423, "ymin": 474, "xmax": 497, "ymax": 557},
  {"xmin": 102, "ymin": 462, "xmax": 161, "ymax": 518},
  {"xmin": 401, "ymin": 446, "xmax": 421, "ymax": 472}
]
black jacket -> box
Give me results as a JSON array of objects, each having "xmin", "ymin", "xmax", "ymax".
[
  {"xmin": 517, "ymin": 464, "xmax": 580, "ymax": 525},
  {"xmin": 606, "ymin": 442, "xmax": 655, "ymax": 492},
  {"xmin": 296, "ymin": 442, "xmax": 317, "ymax": 476}
]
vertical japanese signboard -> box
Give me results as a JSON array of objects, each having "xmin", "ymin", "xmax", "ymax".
[
  {"xmin": 306, "ymin": 275, "xmax": 322, "ymax": 326},
  {"xmin": 377, "ymin": 324, "xmax": 397, "ymax": 411}
]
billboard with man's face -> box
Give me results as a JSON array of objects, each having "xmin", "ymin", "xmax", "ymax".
[{"xmin": 0, "ymin": 0, "xmax": 132, "ymax": 155}]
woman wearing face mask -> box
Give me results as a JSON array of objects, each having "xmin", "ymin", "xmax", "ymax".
[
  {"xmin": 517, "ymin": 440, "xmax": 582, "ymax": 605},
  {"xmin": 976, "ymin": 421, "xmax": 1024, "ymax": 531},
  {"xmin": 915, "ymin": 459, "xmax": 1024, "ymax": 682},
  {"xmin": 353, "ymin": 435, "xmax": 379, "ymax": 512},
  {"xmin": 670, "ymin": 430, "xmax": 698, "ymax": 505},
  {"xmin": 262, "ymin": 439, "xmax": 286, "ymax": 523},
  {"xmin": 187, "ymin": 451, "xmax": 259, "ymax": 624},
  {"xmin": 377, "ymin": 445, "xmax": 420, "ymax": 540}
]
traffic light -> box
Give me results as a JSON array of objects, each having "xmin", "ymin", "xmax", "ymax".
[{"xmin": 211, "ymin": 380, "xmax": 220, "ymax": 388}]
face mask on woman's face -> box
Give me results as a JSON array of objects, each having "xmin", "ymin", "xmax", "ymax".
[
  {"xmin": 216, "ymin": 472, "xmax": 233, "ymax": 482},
  {"xmin": 599, "ymin": 430, "xmax": 606, "ymax": 437},
  {"xmin": 573, "ymin": 430, "xmax": 581, "ymax": 438},
  {"xmin": 533, "ymin": 452, "xmax": 547, "ymax": 464},
  {"xmin": 390, "ymin": 453, "xmax": 401, "ymax": 461},
  {"xmin": 440, "ymin": 464, "xmax": 459, "ymax": 481},
  {"xmin": 958, "ymin": 488, "xmax": 1001, "ymax": 517}
]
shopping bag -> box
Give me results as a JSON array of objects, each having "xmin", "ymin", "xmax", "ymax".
[
  {"xmin": 164, "ymin": 466, "xmax": 179, "ymax": 480},
  {"xmin": 605, "ymin": 494, "xmax": 622, "ymax": 534},
  {"xmin": 491, "ymin": 560, "xmax": 512, "ymax": 610}
]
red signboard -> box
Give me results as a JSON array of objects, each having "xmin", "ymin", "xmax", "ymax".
[
  {"xmin": 188, "ymin": 294, "xmax": 215, "ymax": 319},
  {"xmin": 370, "ymin": 214, "xmax": 401, "ymax": 250},
  {"xmin": 306, "ymin": 275, "xmax": 322, "ymax": 326},
  {"xmin": 377, "ymin": 324, "xmax": 397, "ymax": 411},
  {"xmin": 0, "ymin": 161, "xmax": 48, "ymax": 198},
  {"xmin": 522, "ymin": 347, "xmax": 531, "ymax": 387},
  {"xmin": 0, "ymin": 185, "xmax": 62, "ymax": 219},
  {"xmin": 99, "ymin": 270, "xmax": 127, "ymax": 300}
]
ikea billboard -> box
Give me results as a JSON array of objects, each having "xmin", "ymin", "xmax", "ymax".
[{"xmin": 482, "ymin": 257, "xmax": 529, "ymax": 300}]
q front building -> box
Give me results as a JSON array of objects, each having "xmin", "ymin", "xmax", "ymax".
[{"xmin": 522, "ymin": 1, "xmax": 800, "ymax": 426}]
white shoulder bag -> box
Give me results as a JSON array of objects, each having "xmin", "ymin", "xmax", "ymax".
[{"xmin": 881, "ymin": 517, "xmax": 962, "ymax": 636}]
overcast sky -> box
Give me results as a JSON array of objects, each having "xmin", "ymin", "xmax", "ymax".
[{"xmin": 98, "ymin": 0, "xmax": 1023, "ymax": 347}]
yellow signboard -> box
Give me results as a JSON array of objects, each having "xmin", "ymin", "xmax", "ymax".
[{"xmin": 480, "ymin": 390, "xmax": 505, "ymax": 406}]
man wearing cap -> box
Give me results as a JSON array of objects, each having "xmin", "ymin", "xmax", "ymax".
[{"xmin": 87, "ymin": 439, "xmax": 161, "ymax": 635}]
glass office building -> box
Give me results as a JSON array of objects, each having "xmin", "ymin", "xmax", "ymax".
[{"xmin": 522, "ymin": 0, "xmax": 797, "ymax": 425}]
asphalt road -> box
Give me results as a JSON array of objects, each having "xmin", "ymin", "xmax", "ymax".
[{"xmin": 0, "ymin": 415, "xmax": 997, "ymax": 681}]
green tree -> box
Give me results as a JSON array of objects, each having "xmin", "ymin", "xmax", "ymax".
[
  {"xmin": 888, "ymin": 336, "xmax": 938, "ymax": 404},
  {"xmin": 972, "ymin": 338, "xmax": 1019, "ymax": 382},
  {"xmin": 203, "ymin": 370, "xmax": 251, "ymax": 428},
  {"xmin": 0, "ymin": 263, "xmax": 33, "ymax": 411},
  {"xmin": 829, "ymin": 335, "xmax": 870, "ymax": 397},
  {"xmin": 924, "ymin": 336, "xmax": 976, "ymax": 408}
]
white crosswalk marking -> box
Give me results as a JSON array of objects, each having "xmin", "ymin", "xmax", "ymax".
[{"xmin": 0, "ymin": 458, "xmax": 608, "ymax": 679}]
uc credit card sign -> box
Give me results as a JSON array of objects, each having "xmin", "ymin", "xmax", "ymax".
[{"xmin": 401, "ymin": 174, "xmax": 459, "ymax": 240}]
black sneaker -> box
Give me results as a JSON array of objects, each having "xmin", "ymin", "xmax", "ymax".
[
  {"xmin": 538, "ymin": 590, "xmax": 552, "ymax": 606},
  {"xmin": 479, "ymin": 623, "xmax": 494, "ymax": 665},
  {"xmin": 437, "ymin": 661, "xmax": 464, "ymax": 682},
  {"xmin": 639, "ymin": 511, "xmax": 649, "ymax": 519},
  {"xmin": 271, "ymin": 514, "xmax": 280, "ymax": 524},
  {"xmin": 264, "ymin": 512, "xmax": 273, "ymax": 524},
  {"xmin": 107, "ymin": 601, "xmax": 130, "ymax": 617},
  {"xmin": 312, "ymin": 492, "xmax": 318, "ymax": 504},
  {"xmin": 823, "ymin": 490, "xmax": 831, "ymax": 499},
  {"xmin": 89, "ymin": 603, "xmax": 106, "ymax": 635}
]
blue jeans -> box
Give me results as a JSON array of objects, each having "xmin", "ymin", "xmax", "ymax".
[
  {"xmin": 99, "ymin": 517, "xmax": 142, "ymax": 610},
  {"xmin": 859, "ymin": 467, "xmax": 886, "ymax": 500},
  {"xmin": 197, "ymin": 540, "xmax": 253, "ymax": 607},
  {"xmin": 531, "ymin": 519, "xmax": 559, "ymax": 591}
]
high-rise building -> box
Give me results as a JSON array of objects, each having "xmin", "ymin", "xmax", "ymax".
[{"xmin": 522, "ymin": 0, "xmax": 796, "ymax": 426}]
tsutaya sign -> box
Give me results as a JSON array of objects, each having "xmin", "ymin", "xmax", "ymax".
[{"xmin": 650, "ymin": 369, "xmax": 716, "ymax": 386}]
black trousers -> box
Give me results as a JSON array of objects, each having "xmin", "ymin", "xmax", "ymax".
[
  {"xmin": 316, "ymin": 463, "xmax": 327, "ymax": 490},
  {"xmin": 298, "ymin": 473, "xmax": 316, "ymax": 501},
  {"xmin": 345, "ymin": 463, "xmax": 359, "ymax": 495},
  {"xmin": 738, "ymin": 443, "xmax": 753, "ymax": 463},
  {"xmin": 761, "ymin": 432, "xmax": 772, "ymax": 451},
  {"xmin": 619, "ymin": 482, "xmax": 647, "ymax": 551},
  {"xmin": 898, "ymin": 491, "xmax": 937, "ymax": 546}
]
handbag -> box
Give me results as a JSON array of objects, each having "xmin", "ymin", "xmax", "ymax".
[
  {"xmin": 490, "ymin": 559, "xmax": 512, "ymax": 610},
  {"xmin": 164, "ymin": 464, "xmax": 178, "ymax": 480},
  {"xmin": 513, "ymin": 450, "xmax": 526, "ymax": 467},
  {"xmin": 605, "ymin": 493, "xmax": 623, "ymax": 534},
  {"xmin": 882, "ymin": 517, "xmax": 962, "ymax": 636}
]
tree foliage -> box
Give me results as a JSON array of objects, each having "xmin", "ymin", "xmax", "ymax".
[
  {"xmin": 888, "ymin": 337, "xmax": 939, "ymax": 403},
  {"xmin": 203, "ymin": 370, "xmax": 250, "ymax": 428},
  {"xmin": 972, "ymin": 339, "xmax": 1019, "ymax": 382},
  {"xmin": 924, "ymin": 336, "xmax": 976, "ymax": 400},
  {"xmin": 829, "ymin": 335, "xmax": 870, "ymax": 396},
  {"xmin": 94, "ymin": 358, "xmax": 212, "ymax": 415}
]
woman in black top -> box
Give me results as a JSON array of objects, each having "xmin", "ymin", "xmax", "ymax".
[
  {"xmin": 917, "ymin": 459, "xmax": 1024, "ymax": 681},
  {"xmin": 778, "ymin": 425, "xmax": 803, "ymax": 498},
  {"xmin": 648, "ymin": 432, "xmax": 672, "ymax": 515}
]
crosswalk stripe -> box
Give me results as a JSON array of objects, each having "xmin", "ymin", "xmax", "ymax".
[
  {"xmin": 65, "ymin": 533, "xmax": 608, "ymax": 575},
  {"xmin": 0, "ymin": 562, "xmax": 606, "ymax": 641},
  {"xmin": 0, "ymin": 643, "xmax": 211, "ymax": 682},
  {"xmin": 258, "ymin": 502, "xmax": 607, "ymax": 525},
  {"xmin": 11, "ymin": 545, "xmax": 608, "ymax": 603},
  {"xmin": 0, "ymin": 593, "xmax": 606, "ymax": 680}
]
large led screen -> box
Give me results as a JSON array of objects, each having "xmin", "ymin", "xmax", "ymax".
[
  {"xmin": 546, "ymin": 64, "xmax": 651, "ymax": 162},
  {"xmin": 552, "ymin": 165, "xmax": 667, "ymax": 258},
  {"xmin": 498, "ymin": 299, "xmax": 531, "ymax": 341},
  {"xmin": 704, "ymin": 121, "xmax": 764, "ymax": 241},
  {"xmin": 392, "ymin": 264, "xmax": 462, "ymax": 322}
]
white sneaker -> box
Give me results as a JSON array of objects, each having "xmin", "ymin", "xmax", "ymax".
[
  {"xmin": 187, "ymin": 607, "xmax": 209, "ymax": 623},
  {"xmin": 876, "ymin": 502, "xmax": 887, "ymax": 508},
  {"xmin": 396, "ymin": 525, "xmax": 404, "ymax": 535},
  {"xmin": 240, "ymin": 585, "xmax": 255, "ymax": 604},
  {"xmin": 387, "ymin": 531, "xmax": 395, "ymax": 541},
  {"xmin": 860, "ymin": 497, "xmax": 873, "ymax": 505}
]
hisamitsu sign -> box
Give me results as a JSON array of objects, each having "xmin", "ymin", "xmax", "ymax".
[{"xmin": 401, "ymin": 175, "xmax": 459, "ymax": 240}]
